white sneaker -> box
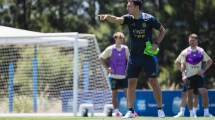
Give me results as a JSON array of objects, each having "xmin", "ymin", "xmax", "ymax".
[
  {"xmin": 204, "ymin": 113, "xmax": 213, "ymax": 117},
  {"xmin": 189, "ymin": 111, "xmax": 197, "ymax": 117},
  {"xmin": 174, "ymin": 112, "xmax": 184, "ymax": 118},
  {"xmin": 122, "ymin": 111, "xmax": 135, "ymax": 118},
  {"xmin": 113, "ymin": 112, "xmax": 122, "ymax": 117},
  {"xmin": 158, "ymin": 109, "xmax": 165, "ymax": 118},
  {"xmin": 193, "ymin": 113, "xmax": 197, "ymax": 118}
]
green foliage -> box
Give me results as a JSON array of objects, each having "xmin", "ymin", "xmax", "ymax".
[
  {"xmin": 13, "ymin": 90, "xmax": 50, "ymax": 113},
  {"xmin": 0, "ymin": 84, "xmax": 52, "ymax": 113},
  {"xmin": 13, "ymin": 95, "xmax": 33, "ymax": 113},
  {"xmin": 13, "ymin": 46, "xmax": 73, "ymax": 96}
]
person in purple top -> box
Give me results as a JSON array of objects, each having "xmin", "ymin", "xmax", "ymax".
[
  {"xmin": 175, "ymin": 49, "xmax": 200, "ymax": 117},
  {"xmin": 98, "ymin": 0, "xmax": 166, "ymax": 118},
  {"xmin": 99, "ymin": 32, "xmax": 129, "ymax": 117},
  {"xmin": 180, "ymin": 33, "xmax": 213, "ymax": 117}
]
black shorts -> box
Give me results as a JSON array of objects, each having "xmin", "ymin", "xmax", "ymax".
[
  {"xmin": 127, "ymin": 54, "xmax": 158, "ymax": 78},
  {"xmin": 182, "ymin": 83, "xmax": 199, "ymax": 95},
  {"xmin": 109, "ymin": 77, "xmax": 128, "ymax": 90},
  {"xmin": 186, "ymin": 75, "xmax": 205, "ymax": 91}
]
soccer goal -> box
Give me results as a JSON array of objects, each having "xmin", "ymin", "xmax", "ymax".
[{"xmin": 0, "ymin": 31, "xmax": 111, "ymax": 116}]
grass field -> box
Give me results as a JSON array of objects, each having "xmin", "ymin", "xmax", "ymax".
[{"xmin": 0, "ymin": 117, "xmax": 214, "ymax": 120}]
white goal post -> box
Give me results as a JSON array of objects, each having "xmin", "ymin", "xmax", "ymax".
[{"xmin": 0, "ymin": 26, "xmax": 111, "ymax": 117}]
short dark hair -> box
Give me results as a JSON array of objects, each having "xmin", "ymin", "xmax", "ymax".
[{"xmin": 128, "ymin": 0, "xmax": 143, "ymax": 10}]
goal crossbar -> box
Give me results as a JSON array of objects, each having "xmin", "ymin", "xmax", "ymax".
[{"xmin": 0, "ymin": 33, "xmax": 88, "ymax": 47}]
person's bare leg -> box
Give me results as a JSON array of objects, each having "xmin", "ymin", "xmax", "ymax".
[
  {"xmin": 181, "ymin": 92, "xmax": 188, "ymax": 107},
  {"xmin": 187, "ymin": 89, "xmax": 194, "ymax": 116},
  {"xmin": 187, "ymin": 90, "xmax": 193, "ymax": 109},
  {"xmin": 148, "ymin": 78, "xmax": 165, "ymax": 118},
  {"xmin": 198, "ymin": 87, "xmax": 212, "ymax": 116},
  {"xmin": 193, "ymin": 94, "xmax": 198, "ymax": 116},
  {"xmin": 127, "ymin": 78, "xmax": 138, "ymax": 109},
  {"xmin": 174, "ymin": 92, "xmax": 187, "ymax": 117},
  {"xmin": 112, "ymin": 90, "xmax": 118, "ymax": 109},
  {"xmin": 123, "ymin": 88, "xmax": 128, "ymax": 98},
  {"xmin": 193, "ymin": 94, "xmax": 198, "ymax": 108},
  {"xmin": 148, "ymin": 78, "xmax": 162, "ymax": 107},
  {"xmin": 198, "ymin": 88, "xmax": 208, "ymax": 108},
  {"xmin": 122, "ymin": 78, "xmax": 137, "ymax": 118}
]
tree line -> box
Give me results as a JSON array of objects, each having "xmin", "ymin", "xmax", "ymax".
[{"xmin": 0, "ymin": 0, "xmax": 214, "ymax": 89}]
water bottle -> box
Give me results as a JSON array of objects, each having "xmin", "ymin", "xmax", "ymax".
[
  {"xmin": 119, "ymin": 97, "xmax": 128, "ymax": 115},
  {"xmin": 172, "ymin": 97, "xmax": 181, "ymax": 114}
]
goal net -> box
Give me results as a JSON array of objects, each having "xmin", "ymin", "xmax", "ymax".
[{"xmin": 0, "ymin": 32, "xmax": 111, "ymax": 116}]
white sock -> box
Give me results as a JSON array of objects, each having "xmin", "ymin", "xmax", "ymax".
[
  {"xmin": 113, "ymin": 108, "xmax": 119, "ymax": 113},
  {"xmin": 204, "ymin": 108, "xmax": 209, "ymax": 115},
  {"xmin": 190, "ymin": 110, "xmax": 194, "ymax": 116},
  {"xmin": 193, "ymin": 107, "xmax": 197, "ymax": 115},
  {"xmin": 180, "ymin": 107, "xmax": 185, "ymax": 113}
]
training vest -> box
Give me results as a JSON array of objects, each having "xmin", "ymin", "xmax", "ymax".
[
  {"xmin": 186, "ymin": 47, "xmax": 203, "ymax": 65},
  {"xmin": 110, "ymin": 45, "xmax": 127, "ymax": 75}
]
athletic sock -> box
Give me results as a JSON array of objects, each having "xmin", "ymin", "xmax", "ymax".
[
  {"xmin": 204, "ymin": 108, "xmax": 209, "ymax": 115},
  {"xmin": 193, "ymin": 107, "xmax": 197, "ymax": 115},
  {"xmin": 190, "ymin": 110, "xmax": 194, "ymax": 116},
  {"xmin": 113, "ymin": 108, "xmax": 119, "ymax": 113},
  {"xmin": 129, "ymin": 108, "xmax": 134, "ymax": 113},
  {"xmin": 180, "ymin": 107, "xmax": 185, "ymax": 114}
]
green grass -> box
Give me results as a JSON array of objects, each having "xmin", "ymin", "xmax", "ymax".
[{"xmin": 0, "ymin": 117, "xmax": 214, "ymax": 120}]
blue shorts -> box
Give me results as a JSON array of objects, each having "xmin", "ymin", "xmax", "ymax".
[{"xmin": 127, "ymin": 54, "xmax": 158, "ymax": 78}]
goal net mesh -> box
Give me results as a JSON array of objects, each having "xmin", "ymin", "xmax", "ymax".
[{"xmin": 0, "ymin": 34, "xmax": 111, "ymax": 113}]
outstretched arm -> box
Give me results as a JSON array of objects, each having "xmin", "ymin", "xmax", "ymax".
[{"xmin": 98, "ymin": 14, "xmax": 124, "ymax": 24}]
